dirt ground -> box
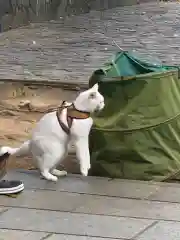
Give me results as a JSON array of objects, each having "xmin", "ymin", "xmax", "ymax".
[{"xmin": 0, "ymin": 83, "xmax": 80, "ymax": 174}]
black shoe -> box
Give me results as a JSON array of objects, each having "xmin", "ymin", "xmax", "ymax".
[{"xmin": 0, "ymin": 180, "xmax": 24, "ymax": 194}]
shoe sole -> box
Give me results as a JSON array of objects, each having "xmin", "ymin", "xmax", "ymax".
[{"xmin": 0, "ymin": 183, "xmax": 24, "ymax": 194}]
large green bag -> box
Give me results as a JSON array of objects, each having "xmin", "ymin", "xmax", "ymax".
[{"xmin": 89, "ymin": 51, "xmax": 180, "ymax": 181}]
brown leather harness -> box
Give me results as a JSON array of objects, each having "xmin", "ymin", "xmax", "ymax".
[{"xmin": 56, "ymin": 101, "xmax": 90, "ymax": 135}]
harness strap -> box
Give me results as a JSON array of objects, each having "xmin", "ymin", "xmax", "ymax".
[{"xmin": 56, "ymin": 101, "xmax": 90, "ymax": 135}]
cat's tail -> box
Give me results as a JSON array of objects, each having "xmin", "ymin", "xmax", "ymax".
[{"xmin": 0, "ymin": 140, "xmax": 30, "ymax": 162}]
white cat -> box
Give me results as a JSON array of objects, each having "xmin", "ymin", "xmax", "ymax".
[{"xmin": 0, "ymin": 84, "xmax": 104, "ymax": 182}]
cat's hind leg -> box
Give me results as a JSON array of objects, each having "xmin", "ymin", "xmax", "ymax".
[
  {"xmin": 33, "ymin": 152, "xmax": 59, "ymax": 181},
  {"xmin": 50, "ymin": 145, "xmax": 68, "ymax": 177},
  {"xmin": 39, "ymin": 148, "xmax": 67, "ymax": 181},
  {"xmin": 31, "ymin": 138, "xmax": 67, "ymax": 182}
]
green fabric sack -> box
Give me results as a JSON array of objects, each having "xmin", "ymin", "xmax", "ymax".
[{"xmin": 89, "ymin": 51, "xmax": 180, "ymax": 181}]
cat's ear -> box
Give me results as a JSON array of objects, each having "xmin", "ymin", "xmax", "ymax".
[
  {"xmin": 89, "ymin": 92, "xmax": 96, "ymax": 99},
  {"xmin": 91, "ymin": 83, "xmax": 99, "ymax": 92}
]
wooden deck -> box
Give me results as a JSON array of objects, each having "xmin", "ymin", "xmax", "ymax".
[{"xmin": 1, "ymin": 169, "xmax": 180, "ymax": 239}]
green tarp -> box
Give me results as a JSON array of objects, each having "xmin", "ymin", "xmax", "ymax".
[{"xmin": 89, "ymin": 51, "xmax": 180, "ymax": 181}]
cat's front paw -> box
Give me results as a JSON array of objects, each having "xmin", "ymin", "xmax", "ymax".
[
  {"xmin": 80, "ymin": 166, "xmax": 89, "ymax": 177},
  {"xmin": 87, "ymin": 163, "xmax": 91, "ymax": 170}
]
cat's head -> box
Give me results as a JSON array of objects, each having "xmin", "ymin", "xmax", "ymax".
[{"xmin": 74, "ymin": 83, "xmax": 105, "ymax": 113}]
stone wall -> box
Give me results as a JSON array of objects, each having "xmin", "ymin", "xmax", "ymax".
[
  {"xmin": 0, "ymin": 0, "xmax": 150, "ymax": 32},
  {"xmin": 0, "ymin": 0, "xmax": 38, "ymax": 31}
]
